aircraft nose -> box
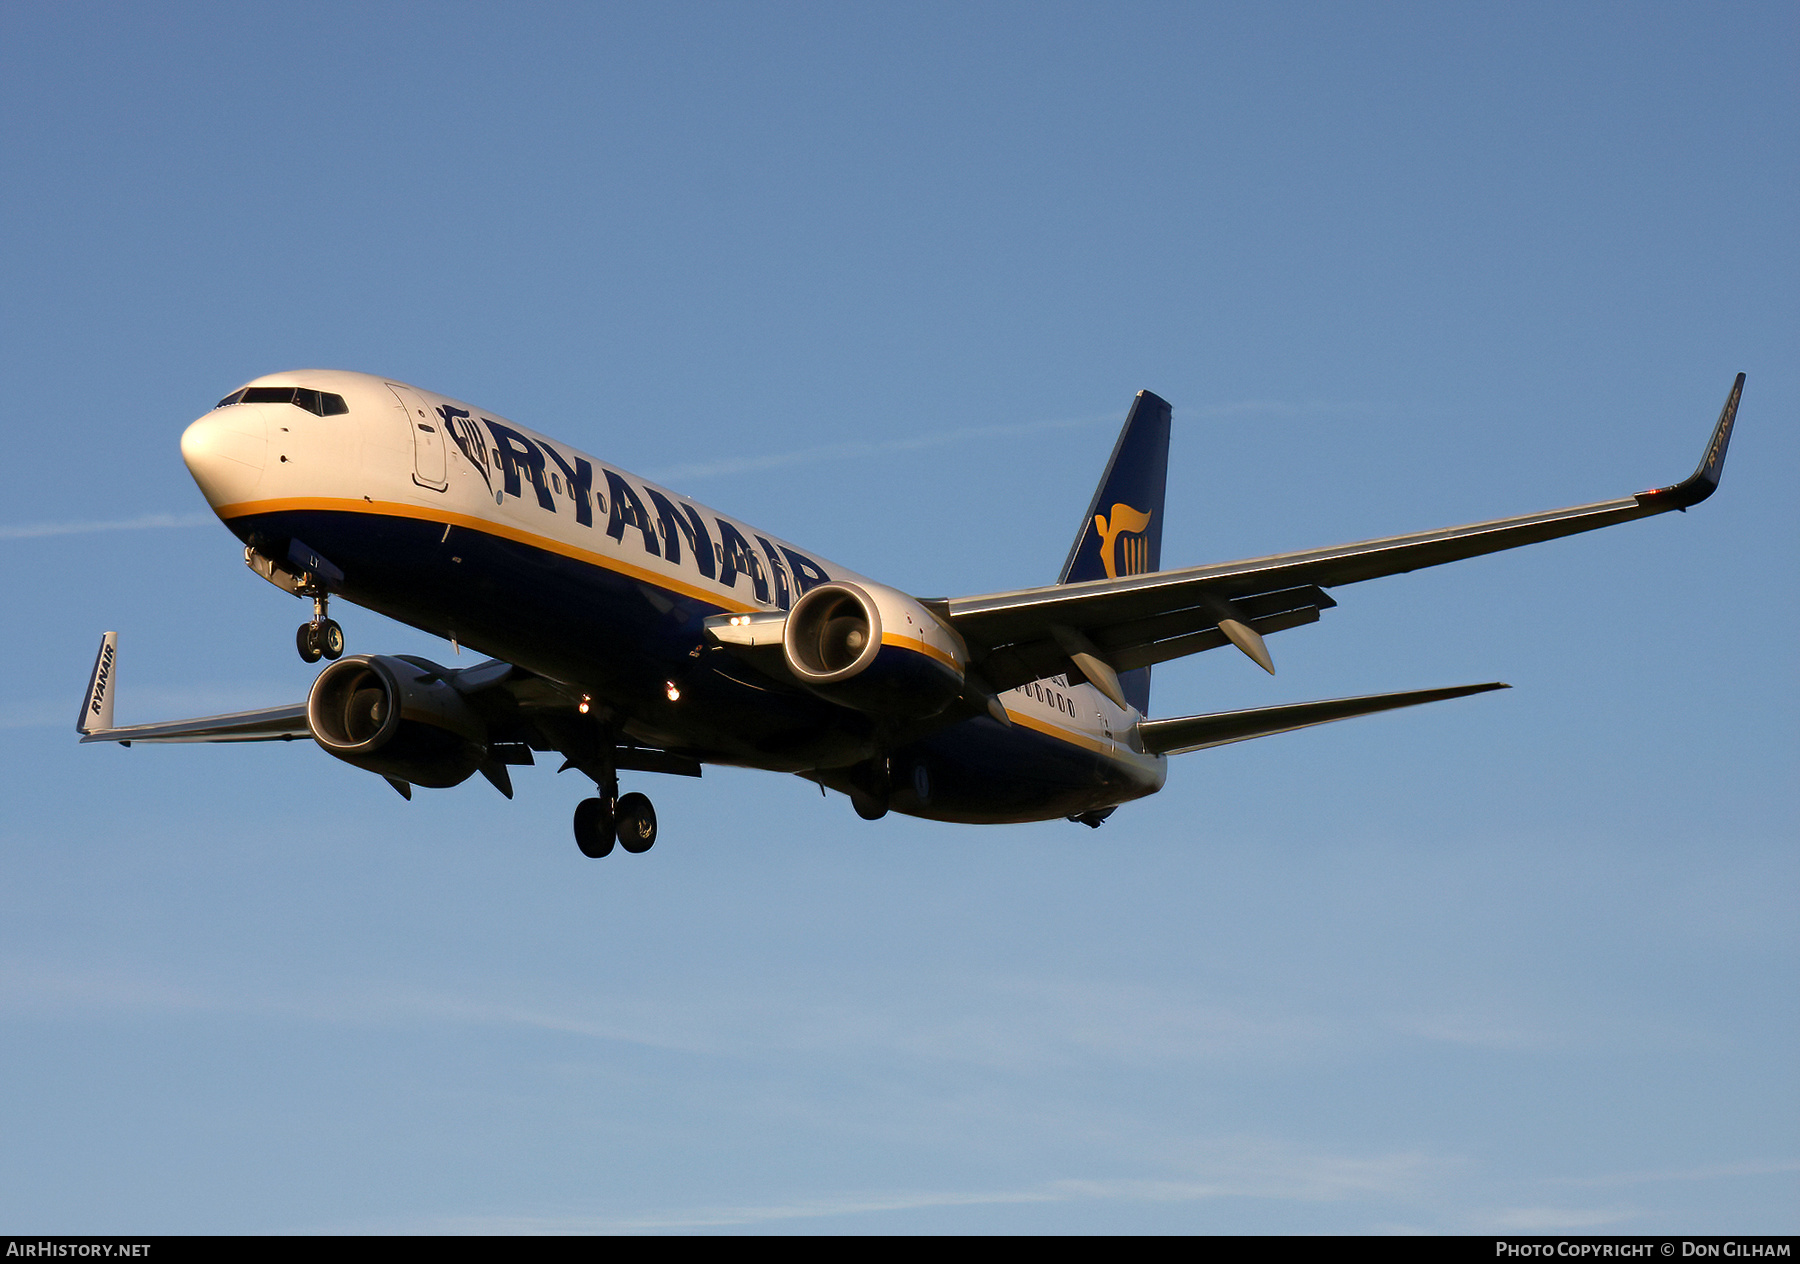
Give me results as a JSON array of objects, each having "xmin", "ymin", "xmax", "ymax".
[{"xmin": 181, "ymin": 407, "xmax": 267, "ymax": 507}]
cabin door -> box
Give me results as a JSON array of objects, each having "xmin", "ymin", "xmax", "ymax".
[{"xmin": 386, "ymin": 383, "xmax": 447, "ymax": 491}]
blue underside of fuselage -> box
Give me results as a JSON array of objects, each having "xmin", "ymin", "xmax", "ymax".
[{"xmin": 228, "ymin": 509, "xmax": 1162, "ymax": 824}]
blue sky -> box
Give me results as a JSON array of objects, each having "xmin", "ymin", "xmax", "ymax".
[{"xmin": 2, "ymin": 1, "xmax": 1794, "ymax": 1234}]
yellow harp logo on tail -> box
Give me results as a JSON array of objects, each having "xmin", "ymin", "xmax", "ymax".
[{"xmin": 1094, "ymin": 503, "xmax": 1153, "ymax": 579}]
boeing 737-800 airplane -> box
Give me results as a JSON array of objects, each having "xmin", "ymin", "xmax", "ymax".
[{"xmin": 77, "ymin": 371, "xmax": 1743, "ymax": 857}]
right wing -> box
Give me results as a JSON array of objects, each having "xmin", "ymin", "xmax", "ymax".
[{"xmin": 940, "ymin": 375, "xmax": 1744, "ymax": 696}]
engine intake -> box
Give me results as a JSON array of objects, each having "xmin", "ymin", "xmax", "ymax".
[
  {"xmin": 786, "ymin": 585, "xmax": 883, "ymax": 682},
  {"xmin": 307, "ymin": 655, "xmax": 487, "ymax": 788},
  {"xmin": 782, "ymin": 582, "xmax": 967, "ymax": 719}
]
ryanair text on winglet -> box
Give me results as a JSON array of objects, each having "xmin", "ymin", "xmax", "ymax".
[{"xmin": 88, "ymin": 643, "xmax": 113, "ymax": 718}]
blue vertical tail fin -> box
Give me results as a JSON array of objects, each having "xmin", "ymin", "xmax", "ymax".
[{"xmin": 1058, "ymin": 390, "xmax": 1172, "ymax": 713}]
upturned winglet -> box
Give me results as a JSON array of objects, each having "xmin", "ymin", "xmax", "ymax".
[
  {"xmin": 77, "ymin": 632, "xmax": 119, "ymax": 735},
  {"xmin": 1637, "ymin": 373, "xmax": 1744, "ymax": 511}
]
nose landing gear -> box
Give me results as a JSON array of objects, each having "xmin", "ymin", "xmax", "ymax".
[{"xmin": 296, "ymin": 593, "xmax": 344, "ymax": 664}]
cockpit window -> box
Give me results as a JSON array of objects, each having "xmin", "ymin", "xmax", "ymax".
[
  {"xmin": 217, "ymin": 386, "xmax": 349, "ymax": 416},
  {"xmin": 241, "ymin": 387, "xmax": 298, "ymax": 405}
]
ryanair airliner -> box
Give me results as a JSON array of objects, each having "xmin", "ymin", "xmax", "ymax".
[{"xmin": 77, "ymin": 371, "xmax": 1744, "ymax": 857}]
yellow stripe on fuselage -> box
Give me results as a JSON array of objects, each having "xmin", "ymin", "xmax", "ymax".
[
  {"xmin": 212, "ymin": 495, "xmax": 763, "ymax": 614},
  {"xmin": 1003, "ymin": 703, "xmax": 1117, "ymax": 756},
  {"xmin": 872, "ymin": 633, "xmax": 1128, "ymax": 760},
  {"xmin": 877, "ymin": 632, "xmax": 961, "ymax": 673}
]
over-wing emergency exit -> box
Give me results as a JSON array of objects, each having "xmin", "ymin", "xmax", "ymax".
[{"xmin": 78, "ymin": 370, "xmax": 1744, "ymax": 857}]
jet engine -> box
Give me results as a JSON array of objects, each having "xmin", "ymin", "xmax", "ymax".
[
  {"xmin": 781, "ymin": 581, "xmax": 967, "ymax": 718},
  {"xmin": 307, "ymin": 655, "xmax": 487, "ymax": 788}
]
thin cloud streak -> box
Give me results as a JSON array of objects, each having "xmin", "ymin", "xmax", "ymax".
[
  {"xmin": 415, "ymin": 1188, "xmax": 1057, "ymax": 1234},
  {"xmin": 1191, "ymin": 399, "xmax": 1378, "ymax": 419},
  {"xmin": 645, "ymin": 413, "xmax": 1113, "ymax": 483},
  {"xmin": 0, "ymin": 512, "xmax": 213, "ymax": 540},
  {"xmin": 367, "ymin": 1147, "xmax": 1441, "ymax": 1233},
  {"xmin": 646, "ymin": 399, "xmax": 1376, "ymax": 484},
  {"xmin": 1472, "ymin": 1205, "xmax": 1639, "ymax": 1232},
  {"xmin": 0, "ymin": 961, "xmax": 214, "ymax": 1015},
  {"xmin": 269, "ymin": 974, "xmax": 1343, "ymax": 1071},
  {"xmin": 1551, "ymin": 1158, "xmax": 1800, "ymax": 1187}
]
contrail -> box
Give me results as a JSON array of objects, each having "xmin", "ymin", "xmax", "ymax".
[
  {"xmin": 0, "ymin": 512, "xmax": 213, "ymax": 541},
  {"xmin": 646, "ymin": 412, "xmax": 1115, "ymax": 483},
  {"xmin": 645, "ymin": 399, "xmax": 1375, "ymax": 484}
]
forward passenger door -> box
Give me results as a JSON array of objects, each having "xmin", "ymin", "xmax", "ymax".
[{"xmin": 387, "ymin": 383, "xmax": 447, "ymax": 491}]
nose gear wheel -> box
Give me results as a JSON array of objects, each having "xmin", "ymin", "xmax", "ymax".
[
  {"xmin": 296, "ymin": 618, "xmax": 344, "ymax": 663},
  {"xmin": 295, "ymin": 590, "xmax": 343, "ymax": 663}
]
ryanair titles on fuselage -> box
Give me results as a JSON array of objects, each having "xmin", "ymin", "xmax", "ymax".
[{"xmin": 434, "ymin": 404, "xmax": 832, "ymax": 611}]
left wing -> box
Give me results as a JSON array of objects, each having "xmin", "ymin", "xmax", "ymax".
[
  {"xmin": 74, "ymin": 633, "xmax": 700, "ymax": 794},
  {"xmin": 939, "ymin": 375, "xmax": 1743, "ymax": 694},
  {"xmin": 79, "ymin": 705, "xmax": 312, "ymax": 744},
  {"xmin": 75, "ymin": 632, "xmax": 311, "ymax": 744}
]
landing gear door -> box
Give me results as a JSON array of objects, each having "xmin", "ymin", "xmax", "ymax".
[{"xmin": 387, "ymin": 383, "xmax": 447, "ymax": 491}]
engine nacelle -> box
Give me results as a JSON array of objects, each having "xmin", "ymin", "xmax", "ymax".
[
  {"xmin": 782, "ymin": 581, "xmax": 967, "ymax": 719},
  {"xmin": 307, "ymin": 655, "xmax": 487, "ymax": 788}
]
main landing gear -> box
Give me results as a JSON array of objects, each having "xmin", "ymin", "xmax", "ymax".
[
  {"xmin": 849, "ymin": 756, "xmax": 890, "ymax": 821},
  {"xmin": 296, "ymin": 592, "xmax": 344, "ymax": 664},
  {"xmin": 573, "ymin": 791, "xmax": 658, "ymax": 859}
]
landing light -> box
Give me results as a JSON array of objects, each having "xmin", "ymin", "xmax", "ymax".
[
  {"xmin": 665, "ymin": 681, "xmax": 681, "ymax": 702},
  {"xmin": 578, "ymin": 695, "xmax": 591, "ymax": 714}
]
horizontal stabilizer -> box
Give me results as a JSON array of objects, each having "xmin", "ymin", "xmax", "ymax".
[{"xmin": 1137, "ymin": 682, "xmax": 1509, "ymax": 756}]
